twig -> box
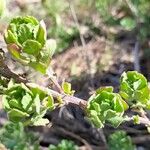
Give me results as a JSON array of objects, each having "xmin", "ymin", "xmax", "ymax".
[
  {"xmin": 55, "ymin": 127, "xmax": 92, "ymax": 150},
  {"xmin": 0, "ymin": 67, "xmax": 27, "ymax": 84},
  {"xmin": 0, "ymin": 63, "xmax": 87, "ymax": 109},
  {"xmin": 125, "ymin": 0, "xmax": 141, "ymax": 72},
  {"xmin": 68, "ymin": 1, "xmax": 94, "ymax": 88},
  {"xmin": 46, "ymin": 68, "xmax": 64, "ymax": 93},
  {"xmin": 133, "ymin": 40, "xmax": 140, "ymax": 72},
  {"xmin": 27, "ymin": 82, "xmax": 87, "ymax": 109}
]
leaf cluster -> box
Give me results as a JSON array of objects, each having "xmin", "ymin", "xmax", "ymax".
[
  {"xmin": 108, "ymin": 130, "xmax": 135, "ymax": 150},
  {"xmin": 49, "ymin": 140, "xmax": 78, "ymax": 150},
  {"xmin": 86, "ymin": 87, "xmax": 128, "ymax": 128},
  {"xmin": 86, "ymin": 71, "xmax": 150, "ymax": 128},
  {"xmin": 4, "ymin": 16, "xmax": 56, "ymax": 73},
  {"xmin": 0, "ymin": 122, "xmax": 40, "ymax": 150},
  {"xmin": 120, "ymin": 71, "xmax": 150, "ymax": 109},
  {"xmin": 2, "ymin": 80, "xmax": 54, "ymax": 126}
]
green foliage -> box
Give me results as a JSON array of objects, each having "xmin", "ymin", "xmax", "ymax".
[
  {"xmin": 0, "ymin": 76, "xmax": 8, "ymax": 94},
  {"xmin": 120, "ymin": 17, "xmax": 136, "ymax": 30},
  {"xmin": 62, "ymin": 81, "xmax": 75, "ymax": 95},
  {"xmin": 95, "ymin": 0, "xmax": 117, "ymax": 23},
  {"xmin": 120, "ymin": 71, "xmax": 150, "ymax": 109},
  {"xmin": 0, "ymin": 122, "xmax": 40, "ymax": 150},
  {"xmin": 49, "ymin": 140, "xmax": 78, "ymax": 150},
  {"xmin": 2, "ymin": 80, "xmax": 54, "ymax": 126},
  {"xmin": 95, "ymin": 0, "xmax": 150, "ymax": 40},
  {"xmin": 48, "ymin": 26, "xmax": 79, "ymax": 53},
  {"xmin": 42, "ymin": 0, "xmax": 79, "ymax": 53},
  {"xmin": 108, "ymin": 131, "xmax": 135, "ymax": 150},
  {"xmin": 4, "ymin": 16, "xmax": 56, "ymax": 74},
  {"xmin": 86, "ymin": 87, "xmax": 128, "ymax": 128}
]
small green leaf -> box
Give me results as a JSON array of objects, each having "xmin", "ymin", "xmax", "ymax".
[
  {"xmin": 120, "ymin": 17, "xmax": 136, "ymax": 30},
  {"xmin": 96, "ymin": 86, "xmax": 113, "ymax": 94},
  {"xmin": 4, "ymin": 30, "xmax": 18, "ymax": 44},
  {"xmin": 34, "ymin": 94, "xmax": 41, "ymax": 114},
  {"xmin": 90, "ymin": 110, "xmax": 103, "ymax": 128},
  {"xmin": 2, "ymin": 95, "xmax": 11, "ymax": 110},
  {"xmin": 33, "ymin": 118, "xmax": 49, "ymax": 126},
  {"xmin": 43, "ymin": 95, "xmax": 54, "ymax": 110},
  {"xmin": 21, "ymin": 93, "xmax": 32, "ymax": 110},
  {"xmin": 46, "ymin": 39, "xmax": 56, "ymax": 57},
  {"xmin": 92, "ymin": 102, "xmax": 101, "ymax": 113},
  {"xmin": 103, "ymin": 109, "xmax": 116, "ymax": 119},
  {"xmin": 8, "ymin": 109, "xmax": 29, "ymax": 122},
  {"xmin": 22, "ymin": 40, "xmax": 42, "ymax": 55},
  {"xmin": 108, "ymin": 116, "xmax": 124, "ymax": 127},
  {"xmin": 114, "ymin": 96, "xmax": 124, "ymax": 112},
  {"xmin": 29, "ymin": 61, "xmax": 47, "ymax": 74},
  {"xmin": 9, "ymin": 99, "xmax": 22, "ymax": 110},
  {"xmin": 62, "ymin": 82, "xmax": 71, "ymax": 94},
  {"xmin": 23, "ymin": 16, "xmax": 39, "ymax": 25},
  {"xmin": 36, "ymin": 20, "xmax": 47, "ymax": 46},
  {"xmin": 133, "ymin": 115, "xmax": 140, "ymax": 124}
]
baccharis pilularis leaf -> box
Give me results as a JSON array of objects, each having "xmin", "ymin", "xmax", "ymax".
[
  {"xmin": 86, "ymin": 87, "xmax": 128, "ymax": 128},
  {"xmin": 2, "ymin": 80, "xmax": 54, "ymax": 126},
  {"xmin": 108, "ymin": 130, "xmax": 135, "ymax": 150},
  {"xmin": 4, "ymin": 16, "xmax": 56, "ymax": 74},
  {"xmin": 120, "ymin": 71, "xmax": 150, "ymax": 109},
  {"xmin": 0, "ymin": 122, "xmax": 40, "ymax": 150}
]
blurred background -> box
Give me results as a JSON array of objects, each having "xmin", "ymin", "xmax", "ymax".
[{"xmin": 0, "ymin": 0, "xmax": 150, "ymax": 149}]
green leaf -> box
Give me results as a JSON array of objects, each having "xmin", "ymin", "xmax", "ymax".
[
  {"xmin": 92, "ymin": 102, "xmax": 101, "ymax": 113},
  {"xmin": 8, "ymin": 109, "xmax": 29, "ymax": 122},
  {"xmin": 4, "ymin": 30, "xmax": 18, "ymax": 44},
  {"xmin": 46, "ymin": 39, "xmax": 56, "ymax": 57},
  {"xmin": 29, "ymin": 61, "xmax": 47, "ymax": 74},
  {"xmin": 108, "ymin": 131, "xmax": 135, "ymax": 150},
  {"xmin": 114, "ymin": 96, "xmax": 124, "ymax": 112},
  {"xmin": 90, "ymin": 110, "xmax": 103, "ymax": 128},
  {"xmin": 101, "ymin": 101, "xmax": 110, "ymax": 111},
  {"xmin": 62, "ymin": 82, "xmax": 72, "ymax": 95},
  {"xmin": 108, "ymin": 116, "xmax": 124, "ymax": 127},
  {"xmin": 9, "ymin": 99, "xmax": 22, "ymax": 110},
  {"xmin": 133, "ymin": 115, "xmax": 140, "ymax": 124},
  {"xmin": 120, "ymin": 17, "xmax": 136, "ymax": 30},
  {"xmin": 34, "ymin": 94, "xmax": 41, "ymax": 114},
  {"xmin": 22, "ymin": 40, "xmax": 42, "ymax": 55},
  {"xmin": 7, "ymin": 44, "xmax": 21, "ymax": 59},
  {"xmin": 120, "ymin": 71, "xmax": 150, "ymax": 109},
  {"xmin": 21, "ymin": 93, "xmax": 32, "ymax": 110},
  {"xmin": 103, "ymin": 109, "xmax": 116, "ymax": 119},
  {"xmin": 36, "ymin": 20, "xmax": 46, "ymax": 46},
  {"xmin": 17, "ymin": 24, "xmax": 34, "ymax": 44},
  {"xmin": 2, "ymin": 95, "xmax": 11, "ymax": 110},
  {"xmin": 96, "ymin": 86, "xmax": 113, "ymax": 95},
  {"xmin": 43, "ymin": 95, "xmax": 54, "ymax": 110},
  {"xmin": 32, "ymin": 118, "xmax": 49, "ymax": 126},
  {"xmin": 23, "ymin": 16, "xmax": 39, "ymax": 25}
]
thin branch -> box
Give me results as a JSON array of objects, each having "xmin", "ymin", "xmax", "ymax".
[
  {"xmin": 133, "ymin": 40, "xmax": 140, "ymax": 72},
  {"xmin": 0, "ymin": 64, "xmax": 87, "ymax": 109},
  {"xmin": 27, "ymin": 83, "xmax": 87, "ymax": 109},
  {"xmin": 55, "ymin": 127, "xmax": 92, "ymax": 150},
  {"xmin": 68, "ymin": 1, "xmax": 94, "ymax": 88},
  {"xmin": 46, "ymin": 69, "xmax": 64, "ymax": 93},
  {"xmin": 0, "ymin": 67, "xmax": 27, "ymax": 84}
]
